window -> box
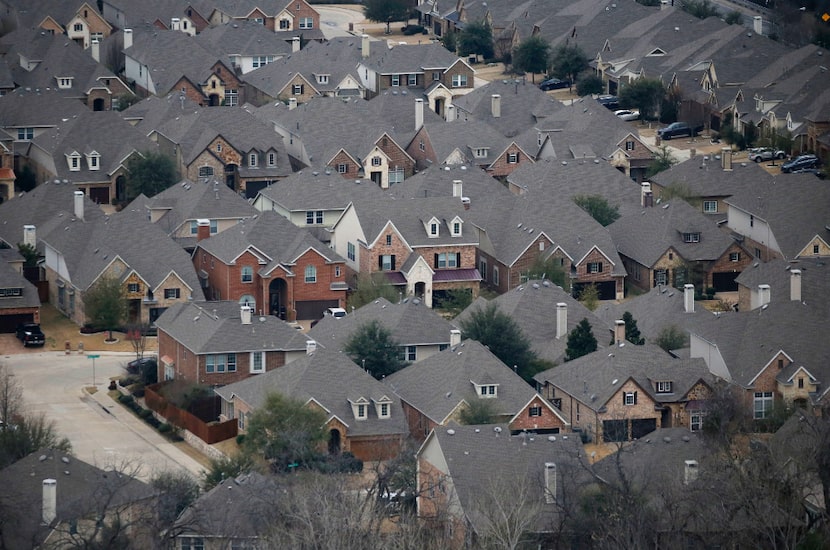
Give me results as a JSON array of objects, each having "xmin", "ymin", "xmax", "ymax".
[
  {"xmin": 292, "ymin": 84, "xmax": 304, "ymax": 95},
  {"xmin": 452, "ymin": 74, "xmax": 467, "ymax": 87},
  {"xmin": 750, "ymin": 215, "xmax": 754, "ymax": 227},
  {"xmin": 357, "ymin": 404, "xmax": 366, "ymax": 419},
  {"xmin": 69, "ymin": 154, "xmax": 80, "ymax": 171},
  {"xmin": 371, "ymin": 156, "xmax": 382, "ymax": 167},
  {"xmin": 206, "ymin": 354, "xmax": 237, "ymax": 373},
  {"xmin": 479, "ymin": 259, "xmax": 487, "ymax": 281},
  {"xmin": 507, "ymin": 152, "xmax": 519, "ymax": 164},
  {"xmin": 241, "ymin": 266, "xmax": 253, "ymax": 283},
  {"xmin": 655, "ymin": 269, "xmax": 668, "ymax": 286},
  {"xmin": 335, "ymin": 266, "xmax": 341, "ymax": 277},
  {"xmin": 399, "ymin": 346, "xmax": 416, "ymax": 362},
  {"xmin": 252, "ymin": 56, "xmax": 273, "ymax": 68},
  {"xmin": 389, "ymin": 167, "xmax": 404, "ymax": 185},
  {"xmin": 268, "ymin": 152, "xmax": 275, "ymax": 166},
  {"xmin": 164, "ymin": 364, "xmax": 174, "ymax": 381},
  {"xmin": 299, "ymin": 17, "xmax": 313, "ymax": 28},
  {"xmin": 433, "ymin": 71, "xmax": 441, "ymax": 81},
  {"xmin": 380, "ymin": 255, "xmax": 396, "ymax": 271},
  {"xmin": 317, "ymin": 74, "xmax": 329, "ymax": 84},
  {"xmin": 683, "ymin": 232, "xmax": 701, "ymax": 243},
  {"xmin": 493, "ymin": 266, "xmax": 499, "ymax": 285},
  {"xmin": 306, "ymin": 210, "xmax": 323, "ymax": 225},
  {"xmin": 249, "ymin": 153, "xmax": 258, "ymax": 167},
  {"xmin": 430, "ymin": 223, "xmax": 438, "ymax": 236},
  {"xmin": 391, "ymin": 75, "xmax": 400, "ymax": 86},
  {"xmin": 180, "ymin": 536, "xmax": 204, "ymax": 550},
  {"xmin": 703, "ymin": 200, "xmax": 717, "ymax": 213},
  {"xmin": 280, "ymin": 19, "xmax": 290, "ymax": 29},
  {"xmin": 814, "ymin": 244, "xmax": 820, "ymax": 254},
  {"xmin": 729, "ymin": 252, "xmax": 740, "ymax": 262},
  {"xmin": 225, "ymin": 89, "xmax": 238, "ymax": 107},
  {"xmin": 252, "ymin": 17, "xmax": 264, "ymax": 24},
  {"xmin": 798, "ymin": 377, "xmax": 804, "ymax": 389},
  {"xmin": 655, "ymin": 381, "xmax": 673, "ymax": 393},
  {"xmin": 529, "ymin": 406, "xmax": 542, "ymax": 417},
  {"xmin": 623, "ymin": 391, "xmax": 637, "ymax": 405},
  {"xmin": 452, "ymin": 222, "xmax": 461, "ymax": 236},
  {"xmin": 216, "ymin": 143, "xmax": 222, "ymax": 152},
  {"xmin": 304, "ymin": 265, "xmax": 317, "ymax": 283},
  {"xmin": 73, "ymin": 23, "xmax": 83, "ymax": 32},
  {"xmin": 419, "ymin": 140, "xmax": 425, "ymax": 152},
  {"xmin": 164, "ymin": 288, "xmax": 180, "ymax": 299},
  {"xmin": 474, "ymin": 148, "xmax": 488, "ymax": 158},
  {"xmin": 479, "ymin": 385, "xmax": 497, "ymax": 398},
  {"xmin": 436, "ymin": 253, "xmax": 458, "ymax": 268},
  {"xmin": 755, "ymin": 247, "xmax": 762, "ymax": 259},
  {"xmin": 625, "ymin": 140, "xmax": 635, "ymax": 150},
  {"xmin": 753, "ymin": 391, "xmax": 773, "ymax": 419},
  {"xmin": 337, "ymin": 163, "xmax": 348, "ymax": 174},
  {"xmin": 17, "ymin": 128, "xmax": 34, "ymax": 140},
  {"xmin": 386, "ymin": 235, "xmax": 392, "ymax": 246},
  {"xmin": 198, "ymin": 166, "xmax": 214, "ymax": 179},
  {"xmin": 379, "ymin": 403, "xmax": 390, "ymax": 418},
  {"xmin": 347, "ymin": 242, "xmax": 355, "ymax": 261},
  {"xmin": 408, "ymin": 74, "xmax": 417, "ymax": 86},
  {"xmin": 58, "ymin": 77, "xmax": 72, "ymax": 89},
  {"xmin": 128, "ymin": 283, "xmax": 140, "ymax": 293},
  {"xmin": 587, "ymin": 262, "xmax": 603, "ymax": 274},
  {"xmin": 209, "ymin": 220, "xmax": 218, "ymax": 234},
  {"xmin": 250, "ymin": 351, "xmax": 264, "ymax": 373},
  {"xmin": 690, "ymin": 413, "xmax": 703, "ymax": 432},
  {"xmin": 439, "ymin": 343, "xmax": 449, "ymax": 351}
]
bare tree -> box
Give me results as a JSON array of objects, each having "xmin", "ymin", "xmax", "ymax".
[
  {"xmin": 126, "ymin": 322, "xmax": 151, "ymax": 361},
  {"xmin": 471, "ymin": 473, "xmax": 548, "ymax": 550},
  {"xmin": 0, "ymin": 362, "xmax": 23, "ymax": 431}
]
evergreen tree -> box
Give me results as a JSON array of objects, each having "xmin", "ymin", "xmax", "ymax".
[
  {"xmin": 84, "ymin": 275, "xmax": 128, "ymax": 341},
  {"xmin": 565, "ymin": 318, "xmax": 598, "ymax": 361},
  {"xmin": 344, "ymin": 319, "xmax": 407, "ymax": 379},
  {"xmin": 457, "ymin": 20, "xmax": 494, "ymax": 59},
  {"xmin": 622, "ymin": 311, "xmax": 645, "ymax": 345},
  {"xmin": 512, "ymin": 36, "xmax": 550, "ymax": 83}
]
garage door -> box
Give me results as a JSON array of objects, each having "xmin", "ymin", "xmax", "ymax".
[
  {"xmin": 603, "ymin": 420, "xmax": 627, "ymax": 442},
  {"xmin": 712, "ymin": 272, "xmax": 739, "ymax": 292},
  {"xmin": 631, "ymin": 418, "xmax": 657, "ymax": 439},
  {"xmin": 0, "ymin": 312, "xmax": 35, "ymax": 333},
  {"xmin": 295, "ymin": 300, "xmax": 339, "ymax": 321}
]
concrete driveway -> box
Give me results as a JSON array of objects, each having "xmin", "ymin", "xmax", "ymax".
[{"xmin": 4, "ymin": 350, "xmax": 205, "ymax": 481}]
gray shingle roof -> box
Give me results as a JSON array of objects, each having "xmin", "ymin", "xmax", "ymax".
[
  {"xmin": 195, "ymin": 19, "xmax": 293, "ymax": 58},
  {"xmin": 155, "ymin": 300, "xmax": 309, "ymax": 354},
  {"xmin": 253, "ymin": 167, "xmax": 380, "ymax": 212},
  {"xmin": 0, "ymin": 256, "xmax": 41, "ymax": 310},
  {"xmin": 359, "ymin": 42, "xmax": 464, "ymax": 75},
  {"xmin": 734, "ymin": 258, "xmax": 830, "ymax": 310},
  {"xmin": 214, "ymin": 347, "xmax": 408, "ymax": 438},
  {"xmin": 648, "ymin": 154, "xmax": 769, "ymax": 198},
  {"xmin": 0, "ymin": 87, "xmax": 89, "ymax": 129}
]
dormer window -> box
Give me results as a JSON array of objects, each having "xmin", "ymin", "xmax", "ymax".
[
  {"xmin": 474, "ymin": 148, "xmax": 488, "ymax": 158},
  {"xmin": 472, "ymin": 381, "xmax": 498, "ymax": 398},
  {"xmin": 373, "ymin": 397, "xmax": 392, "ymax": 419},
  {"xmin": 350, "ymin": 397, "xmax": 370, "ymax": 420},
  {"xmin": 426, "ymin": 216, "xmax": 440, "ymax": 237},
  {"xmin": 317, "ymin": 74, "xmax": 330, "ymax": 85},
  {"xmin": 655, "ymin": 381, "xmax": 672, "ymax": 393},
  {"xmin": 450, "ymin": 216, "xmax": 463, "ymax": 237},
  {"xmin": 430, "ymin": 223, "xmax": 438, "ymax": 236},
  {"xmin": 67, "ymin": 152, "xmax": 81, "ymax": 171},
  {"xmin": 249, "ymin": 152, "xmax": 258, "ymax": 167},
  {"xmin": 86, "ymin": 152, "xmax": 100, "ymax": 170},
  {"xmin": 57, "ymin": 77, "xmax": 73, "ymax": 89},
  {"xmin": 268, "ymin": 152, "xmax": 276, "ymax": 167},
  {"xmin": 682, "ymin": 232, "xmax": 700, "ymax": 243}
]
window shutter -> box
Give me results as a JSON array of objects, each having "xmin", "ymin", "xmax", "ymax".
[
  {"xmin": 434, "ymin": 254, "xmax": 439, "ymax": 268},
  {"xmin": 456, "ymin": 253, "xmax": 461, "ymax": 268},
  {"xmin": 633, "ymin": 391, "xmax": 638, "ymax": 404},
  {"xmin": 391, "ymin": 255, "xmax": 396, "ymax": 270},
  {"xmin": 300, "ymin": 84, "xmax": 304, "ymax": 94},
  {"xmin": 598, "ymin": 262, "xmax": 603, "ymax": 273},
  {"xmin": 623, "ymin": 393, "xmax": 626, "ymax": 405},
  {"xmin": 378, "ymin": 256, "xmax": 383, "ymax": 270}
]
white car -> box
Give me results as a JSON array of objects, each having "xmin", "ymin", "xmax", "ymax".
[
  {"xmin": 614, "ymin": 109, "xmax": 640, "ymax": 121},
  {"xmin": 325, "ymin": 307, "xmax": 347, "ymax": 318}
]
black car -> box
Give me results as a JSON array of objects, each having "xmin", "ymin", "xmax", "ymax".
[
  {"xmin": 16, "ymin": 323, "xmax": 45, "ymax": 347},
  {"xmin": 539, "ymin": 77, "xmax": 571, "ymax": 91},
  {"xmin": 780, "ymin": 154, "xmax": 819, "ymax": 173},
  {"xmin": 657, "ymin": 122, "xmax": 697, "ymax": 140},
  {"xmin": 596, "ymin": 95, "xmax": 619, "ymax": 109}
]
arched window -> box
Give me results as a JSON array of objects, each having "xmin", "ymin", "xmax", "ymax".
[{"xmin": 238, "ymin": 295, "xmax": 255, "ymax": 309}]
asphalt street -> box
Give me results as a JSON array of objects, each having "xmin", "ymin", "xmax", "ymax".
[{"xmin": 4, "ymin": 350, "xmax": 205, "ymax": 481}]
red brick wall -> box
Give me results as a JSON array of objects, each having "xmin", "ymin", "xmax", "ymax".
[
  {"xmin": 417, "ymin": 244, "xmax": 477, "ymax": 270},
  {"xmin": 196, "ymin": 350, "xmax": 287, "ymax": 386},
  {"xmin": 349, "ymin": 434, "xmax": 403, "ymax": 461},
  {"xmin": 365, "ymin": 227, "xmax": 411, "ymax": 274},
  {"xmin": 476, "ymin": 250, "xmax": 507, "ymax": 294},
  {"xmin": 709, "ymin": 243, "xmax": 752, "ymax": 288},
  {"xmin": 291, "ymin": 249, "xmax": 347, "ymax": 307},
  {"xmin": 441, "ymin": 61, "xmax": 474, "ymax": 92},
  {"xmin": 329, "ymin": 150, "xmax": 361, "ymax": 179},
  {"xmin": 172, "ymin": 77, "xmax": 208, "ymax": 105},
  {"xmin": 486, "ymin": 144, "xmax": 531, "ymax": 178},
  {"xmin": 406, "ymin": 126, "xmax": 436, "ymax": 170},
  {"xmin": 402, "ymin": 400, "xmax": 436, "ymax": 441},
  {"xmin": 508, "ymin": 235, "xmax": 554, "ymax": 289},
  {"xmin": 376, "ymin": 135, "xmax": 415, "ymax": 176},
  {"xmin": 509, "ymin": 395, "xmax": 569, "ymax": 433},
  {"xmin": 86, "ymin": 89, "xmax": 111, "ymax": 110}
]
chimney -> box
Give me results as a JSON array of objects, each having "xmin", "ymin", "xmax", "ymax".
[
  {"xmin": 684, "ymin": 460, "xmax": 699, "ymax": 484},
  {"xmin": 415, "ymin": 98, "xmax": 424, "ymax": 130},
  {"xmin": 306, "ymin": 340, "xmax": 317, "ymax": 355},
  {"xmin": 292, "ymin": 36, "xmax": 301, "ymax": 53},
  {"xmin": 461, "ymin": 197, "xmax": 471, "ymax": 210},
  {"xmin": 613, "ymin": 320, "xmax": 625, "ymax": 344},
  {"xmin": 124, "ymin": 28, "xmax": 133, "ymax": 50},
  {"xmin": 171, "ymin": 17, "xmax": 181, "ymax": 31},
  {"xmin": 91, "ymin": 38, "xmax": 100, "ymax": 62},
  {"xmin": 491, "ymin": 94, "xmax": 501, "ymax": 118},
  {"xmin": 23, "ymin": 225, "xmax": 36, "ymax": 247},
  {"xmin": 758, "ymin": 284, "xmax": 771, "ymax": 308},
  {"xmin": 721, "ymin": 147, "xmax": 732, "ymax": 171},
  {"xmin": 196, "ymin": 218, "xmax": 210, "ymax": 241},
  {"xmin": 288, "ymin": 97, "xmax": 297, "ymax": 110},
  {"xmin": 42, "ymin": 479, "xmax": 57, "ymax": 525},
  {"xmin": 361, "ymin": 34, "xmax": 370, "ymax": 58},
  {"xmin": 660, "ymin": 0, "xmax": 669, "ymax": 9},
  {"xmin": 446, "ymin": 104, "xmax": 456, "ymax": 122},
  {"xmin": 544, "ymin": 462, "xmax": 557, "ymax": 503},
  {"xmin": 753, "ymin": 15, "xmax": 763, "ymax": 35},
  {"xmin": 73, "ymin": 190, "xmax": 84, "ymax": 220},
  {"xmin": 452, "ymin": 179, "xmax": 463, "ymax": 198},
  {"xmin": 555, "ymin": 302, "xmax": 567, "ymax": 339},
  {"xmin": 684, "ymin": 284, "xmax": 695, "ymax": 313},
  {"xmin": 790, "ymin": 269, "xmax": 801, "ymax": 302},
  {"xmin": 641, "ymin": 182, "xmax": 653, "ymax": 207},
  {"xmin": 240, "ymin": 305, "xmax": 252, "ymax": 325},
  {"xmin": 450, "ymin": 329, "xmax": 461, "ymax": 347}
]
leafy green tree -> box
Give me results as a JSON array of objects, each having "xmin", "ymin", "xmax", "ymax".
[
  {"xmin": 577, "ymin": 284, "xmax": 599, "ymax": 312},
  {"xmin": 723, "ymin": 10, "xmax": 742, "ymax": 24},
  {"xmin": 576, "ymin": 74, "xmax": 604, "ymax": 96},
  {"xmin": 681, "ymin": 0, "xmax": 720, "ymax": 19},
  {"xmin": 125, "ymin": 151, "xmax": 178, "ymax": 199},
  {"xmin": 549, "ymin": 44, "xmax": 588, "ymax": 87},
  {"xmin": 565, "ymin": 318, "xmax": 597, "ymax": 361},
  {"xmin": 363, "ymin": 0, "xmax": 410, "ymax": 34},
  {"xmin": 434, "ymin": 288, "xmax": 473, "ymax": 316},
  {"xmin": 523, "ymin": 256, "xmax": 568, "ymax": 291},
  {"xmin": 655, "ymin": 324, "xmax": 686, "ymax": 351},
  {"xmin": 114, "ymin": 94, "xmax": 139, "ymax": 111},
  {"xmin": 646, "ymin": 145, "xmax": 678, "ymax": 178},
  {"xmin": 512, "ymin": 35, "xmax": 550, "ymax": 83},
  {"xmin": 621, "ymin": 311, "xmax": 644, "ymax": 345},
  {"xmin": 16, "ymin": 243, "xmax": 38, "ymax": 267},
  {"xmin": 242, "ymin": 393, "xmax": 327, "ymax": 472},
  {"xmin": 441, "ymin": 29, "xmax": 457, "ymax": 53},
  {"xmin": 84, "ymin": 275, "xmax": 127, "ymax": 341},
  {"xmin": 344, "ymin": 319, "xmax": 407, "ymax": 379},
  {"xmin": 573, "ymin": 195, "xmax": 620, "ymax": 226},
  {"xmin": 458, "ymin": 399, "xmax": 498, "ymax": 425},
  {"xmin": 458, "ymin": 20, "xmax": 493, "ymax": 59},
  {"xmin": 202, "ymin": 452, "xmax": 259, "ymax": 491},
  {"xmin": 618, "ymin": 77, "xmax": 666, "ymax": 120},
  {"xmin": 346, "ymin": 273, "xmax": 400, "ymax": 311},
  {"xmin": 14, "ymin": 164, "xmax": 36, "ymax": 193},
  {"xmin": 459, "ymin": 302, "xmax": 538, "ymax": 382}
]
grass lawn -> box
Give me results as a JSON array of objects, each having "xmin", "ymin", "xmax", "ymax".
[{"xmin": 39, "ymin": 303, "xmax": 158, "ymax": 354}]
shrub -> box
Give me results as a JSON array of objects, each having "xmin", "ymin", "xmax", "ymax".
[
  {"xmin": 146, "ymin": 417, "xmax": 160, "ymax": 429},
  {"xmin": 158, "ymin": 423, "xmax": 173, "ymax": 434},
  {"xmin": 118, "ymin": 394, "xmax": 135, "ymax": 405},
  {"xmin": 139, "ymin": 408, "xmax": 153, "ymax": 420},
  {"xmin": 236, "ymin": 434, "xmax": 247, "ymax": 446},
  {"xmin": 402, "ymin": 24, "xmax": 425, "ymax": 35},
  {"xmin": 132, "ymin": 387, "xmax": 146, "ymax": 398}
]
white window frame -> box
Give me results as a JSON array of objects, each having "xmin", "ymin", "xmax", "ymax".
[
  {"xmin": 17, "ymin": 128, "xmax": 34, "ymax": 140},
  {"xmin": 268, "ymin": 152, "xmax": 276, "ymax": 166},
  {"xmin": 198, "ymin": 166, "xmax": 214, "ymax": 179},
  {"xmin": 507, "ymin": 152, "xmax": 519, "ymax": 164},
  {"xmin": 703, "ymin": 200, "xmax": 717, "ymax": 213},
  {"xmin": 529, "ymin": 406, "xmax": 542, "ymax": 417},
  {"xmin": 299, "ymin": 17, "xmax": 313, "ymax": 29},
  {"xmin": 206, "ymin": 353, "xmax": 237, "ymax": 373},
  {"xmin": 249, "ymin": 153, "xmax": 258, "ymax": 167},
  {"xmin": 391, "ymin": 74, "xmax": 400, "ymax": 87},
  {"xmin": 624, "ymin": 392, "xmax": 636, "ymax": 405},
  {"xmin": 493, "ymin": 266, "xmax": 499, "ymax": 285},
  {"xmin": 371, "ymin": 156, "xmax": 382, "ymax": 167},
  {"xmin": 407, "ymin": 74, "xmax": 417, "ymax": 86},
  {"xmin": 304, "ymin": 265, "xmax": 317, "ymax": 283},
  {"xmin": 164, "ymin": 288, "xmax": 180, "ymax": 299},
  {"xmin": 337, "ymin": 163, "xmax": 347, "ymax": 174},
  {"xmin": 729, "ymin": 252, "xmax": 740, "ymax": 262},
  {"xmin": 683, "ymin": 232, "xmax": 701, "ymax": 243},
  {"xmin": 241, "ymin": 266, "xmax": 253, "ymax": 283},
  {"xmin": 292, "ymin": 84, "xmax": 303, "ymax": 95},
  {"xmin": 317, "ymin": 74, "xmax": 329, "ymax": 85},
  {"xmin": 587, "ymin": 262, "xmax": 603, "ymax": 274},
  {"xmin": 250, "ymin": 351, "xmax": 265, "ymax": 374},
  {"xmin": 754, "ymin": 391, "xmax": 773, "ymax": 419},
  {"xmin": 347, "ymin": 242, "xmax": 355, "ymax": 261},
  {"xmin": 452, "ymin": 74, "xmax": 467, "ymax": 87},
  {"xmin": 389, "ymin": 167, "xmax": 404, "ymax": 185},
  {"xmin": 690, "ymin": 412, "xmax": 704, "ymax": 432},
  {"xmin": 655, "ymin": 381, "xmax": 672, "ymax": 393}
]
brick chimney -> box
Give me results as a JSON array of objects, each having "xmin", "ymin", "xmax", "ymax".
[
  {"xmin": 124, "ymin": 29, "xmax": 133, "ymax": 50},
  {"xmin": 556, "ymin": 302, "xmax": 567, "ymax": 339},
  {"xmin": 23, "ymin": 225, "xmax": 36, "ymax": 247},
  {"xmin": 446, "ymin": 104, "xmax": 456, "ymax": 122},
  {"xmin": 450, "ymin": 329, "xmax": 461, "ymax": 347},
  {"xmin": 415, "ymin": 98, "xmax": 424, "ymax": 130},
  {"xmin": 240, "ymin": 305, "xmax": 252, "ymax": 325},
  {"xmin": 721, "ymin": 147, "xmax": 732, "ymax": 171},
  {"xmin": 196, "ymin": 218, "xmax": 210, "ymax": 241},
  {"xmin": 91, "ymin": 38, "xmax": 100, "ymax": 62},
  {"xmin": 491, "ymin": 94, "xmax": 501, "ymax": 118},
  {"xmin": 613, "ymin": 320, "xmax": 625, "ymax": 344},
  {"xmin": 42, "ymin": 479, "xmax": 57, "ymax": 525},
  {"xmin": 684, "ymin": 284, "xmax": 695, "ymax": 313},
  {"xmin": 292, "ymin": 36, "xmax": 301, "ymax": 53},
  {"xmin": 73, "ymin": 190, "xmax": 84, "ymax": 220},
  {"xmin": 361, "ymin": 34, "xmax": 370, "ymax": 58},
  {"xmin": 790, "ymin": 269, "xmax": 801, "ymax": 302}
]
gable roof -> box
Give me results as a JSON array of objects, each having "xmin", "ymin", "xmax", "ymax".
[{"xmin": 359, "ymin": 42, "xmax": 468, "ymax": 75}]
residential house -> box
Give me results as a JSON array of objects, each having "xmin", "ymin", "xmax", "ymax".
[
  {"xmin": 25, "ymin": 109, "xmax": 158, "ymax": 204},
  {"xmin": 455, "ymin": 279, "xmax": 610, "ymax": 364},
  {"xmin": 100, "ymin": 0, "xmax": 211, "ymax": 35},
  {"xmin": 150, "ymin": 106, "xmax": 291, "ymax": 198},
  {"xmin": 405, "ymin": 117, "xmax": 515, "ymax": 172},
  {"xmin": 34, "ymin": 189, "xmax": 204, "ymax": 326},
  {"xmin": 534, "ymin": 343, "xmax": 713, "ymax": 442},
  {"xmin": 1, "ymin": 0, "xmax": 113, "ymax": 49},
  {"xmin": 386, "ymin": 339, "xmax": 570, "ymax": 441},
  {"xmin": 330, "ymin": 195, "xmax": 481, "ymax": 307},
  {"xmin": 0, "ymin": 129, "xmax": 15, "ymax": 201},
  {"xmin": 154, "ymin": 300, "xmax": 310, "ymax": 386},
  {"xmin": 195, "ymin": 20, "xmax": 293, "ymax": 74},
  {"xmin": 144, "ymin": 178, "xmax": 259, "ymax": 251},
  {"xmin": 356, "ymin": 39, "xmax": 475, "ymax": 107},
  {"xmin": 207, "ymin": 0, "xmax": 322, "ymax": 36},
  {"xmin": 416, "ymin": 423, "xmax": 588, "ymax": 548},
  {"xmin": 0, "ymin": 248, "xmax": 41, "ymax": 332},
  {"xmin": 608, "ymin": 199, "xmax": 752, "ymax": 293},
  {"xmin": 214, "ymin": 347, "xmax": 408, "ymax": 461},
  {"xmin": 308, "ymin": 297, "xmax": 459, "ymax": 362},
  {"xmin": 734, "ymin": 258, "xmax": 829, "ymax": 313},
  {"xmin": 0, "ymin": 448, "xmax": 157, "ymax": 550},
  {"xmin": 192, "ymin": 211, "xmax": 349, "ymax": 321}
]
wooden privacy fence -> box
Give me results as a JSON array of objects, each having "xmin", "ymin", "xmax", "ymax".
[{"xmin": 145, "ymin": 383, "xmax": 237, "ymax": 444}]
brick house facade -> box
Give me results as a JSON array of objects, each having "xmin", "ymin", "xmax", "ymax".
[{"xmin": 485, "ymin": 143, "xmax": 533, "ymax": 179}]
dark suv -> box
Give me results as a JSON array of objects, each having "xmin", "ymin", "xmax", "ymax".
[
  {"xmin": 781, "ymin": 154, "xmax": 819, "ymax": 173},
  {"xmin": 657, "ymin": 122, "xmax": 697, "ymax": 140},
  {"xmin": 16, "ymin": 323, "xmax": 45, "ymax": 347}
]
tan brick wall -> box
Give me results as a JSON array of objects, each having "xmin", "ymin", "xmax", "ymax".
[
  {"xmin": 798, "ymin": 236, "xmax": 830, "ymax": 258},
  {"xmin": 509, "ymin": 395, "xmax": 569, "ymax": 433},
  {"xmin": 710, "ymin": 243, "xmax": 752, "ymax": 287},
  {"xmin": 278, "ymin": 74, "xmax": 317, "ymax": 104},
  {"xmin": 407, "ymin": 126, "xmax": 436, "ymax": 170},
  {"xmin": 674, "ymin": 382, "xmax": 711, "ymax": 428},
  {"xmin": 185, "ymin": 151, "xmax": 226, "ymax": 184},
  {"xmin": 742, "ymin": 353, "xmax": 785, "ymax": 413},
  {"xmin": 441, "ymin": 62, "xmax": 474, "ymax": 93},
  {"xmin": 349, "ymin": 434, "xmax": 402, "ymax": 461},
  {"xmin": 600, "ymin": 380, "xmax": 661, "ymax": 440},
  {"xmin": 376, "ymin": 135, "xmax": 414, "ymax": 177}
]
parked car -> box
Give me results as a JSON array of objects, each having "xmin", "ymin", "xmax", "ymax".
[
  {"xmin": 781, "ymin": 154, "xmax": 819, "ymax": 173},
  {"xmin": 596, "ymin": 95, "xmax": 619, "ymax": 109},
  {"xmin": 790, "ymin": 167, "xmax": 826, "ymax": 179},
  {"xmin": 325, "ymin": 307, "xmax": 347, "ymax": 318},
  {"xmin": 656, "ymin": 122, "xmax": 698, "ymax": 140},
  {"xmin": 126, "ymin": 356, "xmax": 157, "ymax": 376},
  {"xmin": 748, "ymin": 147, "xmax": 786, "ymax": 163},
  {"xmin": 614, "ymin": 109, "xmax": 640, "ymax": 121},
  {"xmin": 16, "ymin": 323, "xmax": 45, "ymax": 347},
  {"xmin": 539, "ymin": 77, "xmax": 571, "ymax": 91}
]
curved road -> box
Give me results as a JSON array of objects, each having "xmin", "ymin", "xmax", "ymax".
[{"xmin": 316, "ymin": 5, "xmax": 366, "ymax": 39}]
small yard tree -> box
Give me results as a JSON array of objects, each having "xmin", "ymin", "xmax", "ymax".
[
  {"xmin": 654, "ymin": 325, "xmax": 686, "ymax": 352},
  {"xmin": 576, "ymin": 74, "xmax": 604, "ymax": 96},
  {"xmin": 458, "ymin": 399, "xmax": 498, "ymax": 425},
  {"xmin": 618, "ymin": 77, "xmax": 666, "ymax": 120},
  {"xmin": 573, "ymin": 195, "xmax": 620, "ymax": 226},
  {"xmin": 84, "ymin": 275, "xmax": 128, "ymax": 342},
  {"xmin": 363, "ymin": 0, "xmax": 410, "ymax": 34},
  {"xmin": 458, "ymin": 20, "xmax": 494, "ymax": 60},
  {"xmin": 621, "ymin": 311, "xmax": 644, "ymax": 345},
  {"xmin": 577, "ymin": 284, "xmax": 599, "ymax": 312},
  {"xmin": 344, "ymin": 319, "xmax": 407, "ymax": 380},
  {"xmin": 512, "ymin": 36, "xmax": 550, "ymax": 83},
  {"xmin": 126, "ymin": 151, "xmax": 178, "ymax": 199},
  {"xmin": 549, "ymin": 44, "xmax": 588, "ymax": 87},
  {"xmin": 565, "ymin": 318, "xmax": 597, "ymax": 361},
  {"xmin": 646, "ymin": 145, "xmax": 678, "ymax": 178}
]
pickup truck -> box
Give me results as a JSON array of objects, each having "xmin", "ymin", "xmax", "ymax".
[
  {"xmin": 16, "ymin": 323, "xmax": 45, "ymax": 347},
  {"xmin": 656, "ymin": 122, "xmax": 701, "ymax": 140}
]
